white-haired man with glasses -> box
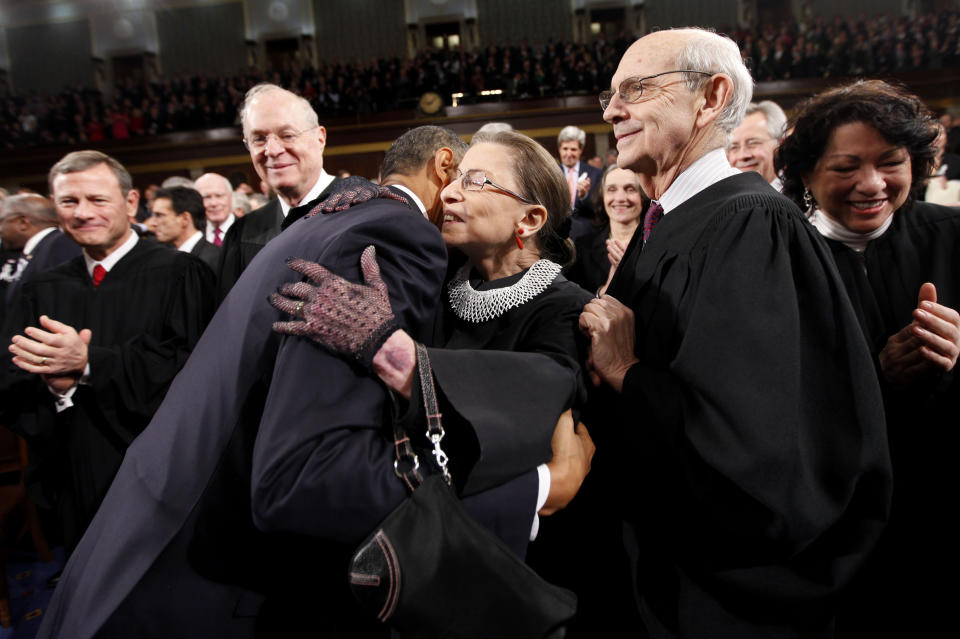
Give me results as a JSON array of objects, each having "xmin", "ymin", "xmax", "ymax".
[
  {"xmin": 217, "ymin": 83, "xmax": 343, "ymax": 298},
  {"xmin": 579, "ymin": 28, "xmax": 891, "ymax": 638}
]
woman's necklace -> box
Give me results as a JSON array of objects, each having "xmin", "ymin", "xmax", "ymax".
[{"xmin": 447, "ymin": 259, "xmax": 562, "ymax": 323}]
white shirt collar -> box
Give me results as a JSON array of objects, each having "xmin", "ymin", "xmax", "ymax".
[
  {"xmin": 658, "ymin": 147, "xmax": 741, "ymax": 214},
  {"xmin": 389, "ymin": 184, "xmax": 427, "ymax": 218},
  {"xmin": 177, "ymin": 230, "xmax": 204, "ymax": 253},
  {"xmin": 770, "ymin": 176, "xmax": 784, "ymax": 193},
  {"xmin": 83, "ymin": 230, "xmax": 139, "ymax": 277},
  {"xmin": 808, "ymin": 208, "xmax": 894, "ymax": 253},
  {"xmin": 205, "ymin": 213, "xmax": 235, "ymax": 243},
  {"xmin": 22, "ymin": 227, "xmax": 58, "ymax": 256},
  {"xmin": 278, "ymin": 170, "xmax": 336, "ymax": 218}
]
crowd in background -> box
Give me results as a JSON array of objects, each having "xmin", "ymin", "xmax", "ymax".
[{"xmin": 2, "ymin": 10, "xmax": 959, "ymax": 151}]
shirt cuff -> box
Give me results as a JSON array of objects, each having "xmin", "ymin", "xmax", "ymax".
[
  {"xmin": 48, "ymin": 381, "xmax": 78, "ymax": 412},
  {"xmin": 530, "ymin": 463, "xmax": 551, "ymax": 541},
  {"xmin": 47, "ymin": 363, "xmax": 90, "ymax": 413}
]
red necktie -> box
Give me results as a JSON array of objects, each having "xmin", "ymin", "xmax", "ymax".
[
  {"xmin": 213, "ymin": 227, "xmax": 223, "ymax": 247},
  {"xmin": 92, "ymin": 264, "xmax": 107, "ymax": 288},
  {"xmin": 642, "ymin": 201, "xmax": 664, "ymax": 243}
]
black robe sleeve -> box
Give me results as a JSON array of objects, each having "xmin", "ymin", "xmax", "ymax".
[{"xmin": 615, "ymin": 195, "xmax": 891, "ymax": 634}]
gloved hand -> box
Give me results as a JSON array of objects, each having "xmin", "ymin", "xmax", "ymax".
[
  {"xmin": 270, "ymin": 246, "xmax": 399, "ymax": 369},
  {"xmin": 307, "ymin": 176, "xmax": 407, "ymax": 217}
]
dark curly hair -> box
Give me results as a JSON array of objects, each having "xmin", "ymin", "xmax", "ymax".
[{"xmin": 777, "ymin": 80, "xmax": 938, "ymax": 210}]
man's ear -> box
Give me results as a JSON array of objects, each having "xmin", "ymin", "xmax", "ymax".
[
  {"xmin": 432, "ymin": 147, "xmax": 457, "ymax": 187},
  {"xmin": 696, "ymin": 74, "xmax": 734, "ymax": 129}
]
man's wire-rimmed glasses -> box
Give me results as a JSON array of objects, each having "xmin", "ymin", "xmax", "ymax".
[
  {"xmin": 599, "ymin": 70, "xmax": 715, "ymax": 110},
  {"xmin": 243, "ymin": 125, "xmax": 319, "ymax": 151},
  {"xmin": 458, "ymin": 168, "xmax": 538, "ymax": 205}
]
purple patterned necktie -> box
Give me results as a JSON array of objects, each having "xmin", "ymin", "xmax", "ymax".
[{"xmin": 642, "ymin": 200, "xmax": 664, "ymax": 243}]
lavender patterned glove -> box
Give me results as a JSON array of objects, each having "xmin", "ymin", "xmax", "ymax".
[
  {"xmin": 307, "ymin": 176, "xmax": 407, "ymax": 217},
  {"xmin": 270, "ymin": 246, "xmax": 398, "ymax": 369}
]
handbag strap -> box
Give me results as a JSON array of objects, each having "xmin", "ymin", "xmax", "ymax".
[
  {"xmin": 391, "ymin": 342, "xmax": 452, "ymax": 492},
  {"xmin": 415, "ymin": 342, "xmax": 451, "ymax": 485}
]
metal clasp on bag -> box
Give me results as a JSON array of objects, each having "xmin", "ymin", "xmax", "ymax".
[{"xmin": 427, "ymin": 420, "xmax": 451, "ymax": 485}]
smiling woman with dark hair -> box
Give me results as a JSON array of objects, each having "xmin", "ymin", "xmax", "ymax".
[{"xmin": 778, "ymin": 79, "xmax": 960, "ymax": 637}]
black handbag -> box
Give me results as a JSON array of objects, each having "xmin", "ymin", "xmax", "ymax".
[{"xmin": 348, "ymin": 342, "xmax": 577, "ymax": 638}]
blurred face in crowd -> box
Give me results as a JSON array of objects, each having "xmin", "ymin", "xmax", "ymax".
[
  {"xmin": 558, "ymin": 140, "xmax": 583, "ymax": 169},
  {"xmin": 52, "ymin": 163, "xmax": 136, "ymax": 261},
  {"xmin": 727, "ymin": 112, "xmax": 779, "ymax": 183},
  {"xmin": 602, "ymin": 168, "xmax": 644, "ymax": 226},
  {"xmin": 804, "ymin": 121, "xmax": 912, "ymax": 233},
  {"xmin": 195, "ymin": 173, "xmax": 233, "ymax": 227},
  {"xmin": 151, "ymin": 196, "xmax": 186, "ymax": 246},
  {"xmin": 243, "ymin": 89, "xmax": 326, "ymax": 205},
  {"xmin": 0, "ymin": 209, "xmax": 28, "ymax": 250}
]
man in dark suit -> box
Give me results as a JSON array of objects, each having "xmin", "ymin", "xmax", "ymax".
[
  {"xmin": 0, "ymin": 193, "xmax": 81, "ymax": 311},
  {"xmin": 557, "ymin": 125, "xmax": 603, "ymax": 240},
  {"xmin": 37, "ymin": 126, "xmax": 563, "ymax": 639},
  {"xmin": 216, "ymin": 84, "xmax": 342, "ymax": 299},
  {"xmin": 151, "ymin": 186, "xmax": 220, "ymax": 273}
]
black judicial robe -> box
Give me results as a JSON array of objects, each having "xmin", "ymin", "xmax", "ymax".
[
  {"xmin": 216, "ymin": 179, "xmax": 341, "ymax": 300},
  {"xmin": 823, "ymin": 201, "xmax": 960, "ymax": 637},
  {"xmin": 565, "ymin": 223, "xmax": 617, "ymax": 294},
  {"xmin": 38, "ymin": 191, "xmax": 556, "ymax": 639},
  {"xmin": 604, "ymin": 172, "xmax": 892, "ymax": 638},
  {"xmin": 0, "ymin": 240, "xmax": 216, "ymax": 552}
]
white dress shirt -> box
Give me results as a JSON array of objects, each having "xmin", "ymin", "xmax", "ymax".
[
  {"xmin": 205, "ymin": 214, "xmax": 235, "ymax": 245},
  {"xmin": 177, "ymin": 230, "xmax": 204, "ymax": 253},
  {"xmin": 278, "ymin": 170, "xmax": 336, "ymax": 217},
  {"xmin": 658, "ymin": 147, "xmax": 742, "ymax": 215}
]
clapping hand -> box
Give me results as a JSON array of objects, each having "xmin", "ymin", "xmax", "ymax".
[{"xmin": 879, "ymin": 282, "xmax": 960, "ymax": 389}]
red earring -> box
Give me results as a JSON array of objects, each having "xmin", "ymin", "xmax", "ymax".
[{"xmin": 515, "ymin": 229, "xmax": 524, "ymax": 250}]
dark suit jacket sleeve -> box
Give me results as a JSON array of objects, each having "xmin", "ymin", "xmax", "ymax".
[{"xmin": 248, "ymin": 209, "xmax": 454, "ymax": 544}]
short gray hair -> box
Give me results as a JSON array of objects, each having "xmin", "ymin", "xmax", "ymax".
[
  {"xmin": 476, "ymin": 122, "xmax": 513, "ymax": 135},
  {"xmin": 557, "ymin": 126, "xmax": 586, "ymax": 148},
  {"xmin": 239, "ymin": 83, "xmax": 319, "ymax": 137},
  {"xmin": 673, "ymin": 28, "xmax": 753, "ymax": 134},
  {"xmin": 161, "ymin": 176, "xmax": 195, "ymax": 189},
  {"xmin": 232, "ymin": 191, "xmax": 251, "ymax": 215},
  {"xmin": 49, "ymin": 150, "xmax": 133, "ymax": 195},
  {"xmin": 744, "ymin": 100, "xmax": 788, "ymax": 141},
  {"xmin": 0, "ymin": 193, "xmax": 58, "ymax": 225}
]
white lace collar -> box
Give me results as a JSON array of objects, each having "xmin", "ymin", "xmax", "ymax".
[{"xmin": 447, "ymin": 259, "xmax": 561, "ymax": 323}]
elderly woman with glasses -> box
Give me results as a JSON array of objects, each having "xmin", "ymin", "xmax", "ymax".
[{"xmin": 273, "ymin": 129, "xmax": 596, "ymax": 535}]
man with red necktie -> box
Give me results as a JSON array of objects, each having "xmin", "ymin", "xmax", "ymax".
[{"xmin": 0, "ymin": 150, "xmax": 215, "ymax": 557}]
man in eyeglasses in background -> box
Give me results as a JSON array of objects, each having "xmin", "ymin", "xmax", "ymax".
[
  {"xmin": 579, "ymin": 28, "xmax": 891, "ymax": 638},
  {"xmin": 217, "ymin": 83, "xmax": 342, "ymax": 298},
  {"xmin": 726, "ymin": 100, "xmax": 788, "ymax": 191}
]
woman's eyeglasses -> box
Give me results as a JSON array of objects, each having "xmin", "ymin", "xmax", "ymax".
[{"xmin": 458, "ymin": 169, "xmax": 537, "ymax": 205}]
